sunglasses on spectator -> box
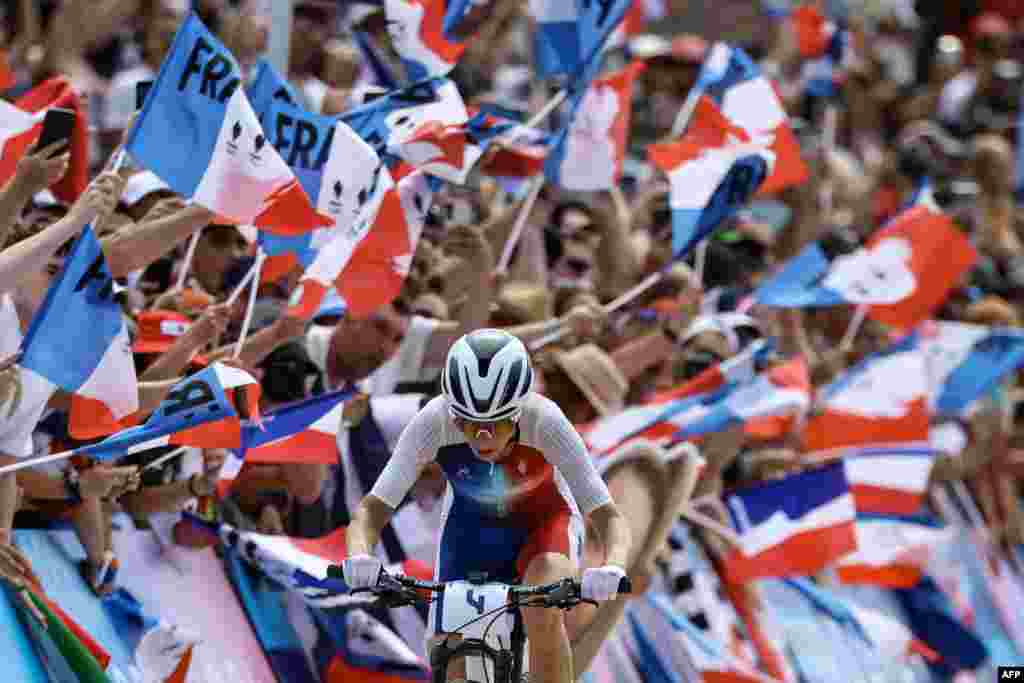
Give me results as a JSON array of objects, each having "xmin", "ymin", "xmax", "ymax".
[{"xmin": 678, "ymin": 349, "xmax": 725, "ymax": 381}]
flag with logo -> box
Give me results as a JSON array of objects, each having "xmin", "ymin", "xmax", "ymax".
[
  {"xmin": 918, "ymin": 321, "xmax": 1024, "ymax": 418},
  {"xmin": 836, "ymin": 514, "xmax": 954, "ymax": 588},
  {"xmin": 64, "ymin": 363, "xmax": 260, "ymax": 461},
  {"xmin": 546, "ymin": 61, "xmax": 644, "ymax": 191},
  {"xmin": 803, "ymin": 335, "xmax": 930, "ymax": 453},
  {"xmin": 288, "ymin": 167, "xmax": 435, "ymax": 319},
  {"xmin": 246, "ymin": 57, "xmax": 300, "ymax": 119},
  {"xmin": 385, "ymin": 0, "xmax": 469, "ymax": 81},
  {"xmin": 316, "ymin": 608, "xmax": 432, "ymax": 682},
  {"xmin": 756, "ymin": 200, "xmax": 976, "ymax": 330},
  {"xmin": 648, "ymin": 96, "xmax": 774, "ymax": 257},
  {"xmin": 340, "ymin": 77, "xmax": 468, "ymax": 161},
  {"xmin": 721, "ymin": 462, "xmax": 857, "ymax": 583},
  {"xmin": 259, "ymin": 97, "xmax": 395, "ymax": 281},
  {"xmin": 843, "ymin": 445, "xmax": 936, "ymax": 516},
  {"xmin": 690, "ymin": 42, "xmax": 808, "ymax": 194},
  {"xmin": 126, "ymin": 13, "xmax": 329, "ymax": 235},
  {"xmin": 0, "ymin": 76, "xmax": 89, "ymax": 202},
  {"xmin": 19, "ymin": 225, "xmax": 138, "ymax": 440},
  {"xmin": 237, "ymin": 389, "xmax": 353, "ymax": 465}
]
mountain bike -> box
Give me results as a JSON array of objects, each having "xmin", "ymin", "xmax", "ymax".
[{"xmin": 326, "ymin": 567, "xmax": 631, "ymax": 683}]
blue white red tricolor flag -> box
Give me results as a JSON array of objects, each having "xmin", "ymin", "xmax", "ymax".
[
  {"xmin": 288, "ymin": 168, "xmax": 435, "ymax": 319},
  {"xmin": 843, "ymin": 445, "xmax": 936, "ymax": 516},
  {"xmin": 245, "ymin": 57, "xmax": 299, "ymax": 119},
  {"xmin": 126, "ymin": 13, "xmax": 329, "ymax": 235},
  {"xmin": 836, "ymin": 514, "xmax": 954, "ymax": 588},
  {"xmin": 529, "ymin": 0, "xmax": 632, "ymax": 80},
  {"xmin": 648, "ymin": 96, "xmax": 773, "ymax": 257},
  {"xmin": 918, "ymin": 321, "xmax": 1024, "ymax": 418},
  {"xmin": 721, "ymin": 462, "xmax": 857, "ymax": 582},
  {"xmin": 802, "ymin": 334, "xmax": 930, "ymax": 453},
  {"xmin": 790, "ymin": 3, "xmax": 849, "ymax": 99},
  {"xmin": 0, "ymin": 76, "xmax": 89, "ymax": 202},
  {"xmin": 385, "ymin": 0, "xmax": 469, "ymax": 81},
  {"xmin": 19, "ymin": 225, "xmax": 138, "ymax": 439},
  {"xmin": 691, "ymin": 42, "xmax": 808, "ymax": 194},
  {"xmin": 546, "ymin": 61, "xmax": 645, "ymax": 191},
  {"xmin": 238, "ymin": 389, "xmax": 353, "ymax": 465},
  {"xmin": 756, "ymin": 198, "xmax": 976, "ymax": 330},
  {"xmin": 340, "ymin": 77, "xmax": 468, "ymax": 161},
  {"xmin": 74, "ymin": 363, "xmax": 261, "ymax": 460},
  {"xmin": 257, "ymin": 97, "xmax": 396, "ymax": 282}
]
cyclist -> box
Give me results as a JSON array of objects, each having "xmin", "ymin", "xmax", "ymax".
[{"xmin": 343, "ymin": 329, "xmax": 631, "ymax": 683}]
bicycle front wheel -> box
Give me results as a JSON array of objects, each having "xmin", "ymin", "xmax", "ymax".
[{"xmin": 430, "ymin": 639, "xmax": 516, "ymax": 683}]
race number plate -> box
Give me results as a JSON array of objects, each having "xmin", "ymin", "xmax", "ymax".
[{"xmin": 440, "ymin": 580, "xmax": 512, "ymax": 641}]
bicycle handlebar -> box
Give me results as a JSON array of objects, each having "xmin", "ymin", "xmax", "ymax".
[{"xmin": 328, "ymin": 566, "xmax": 632, "ymax": 609}]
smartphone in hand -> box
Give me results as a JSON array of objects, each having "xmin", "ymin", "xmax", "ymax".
[
  {"xmin": 33, "ymin": 107, "xmax": 76, "ymax": 158},
  {"xmin": 135, "ymin": 80, "xmax": 153, "ymax": 111}
]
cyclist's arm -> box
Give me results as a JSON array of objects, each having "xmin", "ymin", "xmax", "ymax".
[
  {"xmin": 349, "ymin": 397, "xmax": 447, "ymax": 555},
  {"xmin": 532, "ymin": 395, "xmax": 631, "ymax": 567}
]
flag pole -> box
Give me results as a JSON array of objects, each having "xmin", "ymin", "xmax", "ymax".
[
  {"xmin": 820, "ymin": 103, "xmax": 838, "ymax": 219},
  {"xmin": 0, "ymin": 447, "xmax": 79, "ymax": 474},
  {"xmin": 225, "ymin": 256, "xmax": 261, "ymax": 306},
  {"xmin": 524, "ymin": 89, "xmax": 567, "ymax": 129},
  {"xmin": 172, "ymin": 230, "xmax": 202, "ymax": 294},
  {"xmin": 669, "ymin": 86, "xmax": 703, "ymax": 139},
  {"xmin": 694, "ymin": 239, "xmax": 709, "ymax": 286},
  {"xmin": 495, "ymin": 175, "xmax": 544, "ymax": 275},
  {"xmin": 233, "ymin": 250, "xmax": 265, "ymax": 358},
  {"xmin": 839, "ymin": 304, "xmax": 867, "ymax": 351}
]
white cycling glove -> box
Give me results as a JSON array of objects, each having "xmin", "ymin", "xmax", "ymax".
[
  {"xmin": 582, "ymin": 565, "xmax": 627, "ymax": 602},
  {"xmin": 342, "ymin": 554, "xmax": 382, "ymax": 590}
]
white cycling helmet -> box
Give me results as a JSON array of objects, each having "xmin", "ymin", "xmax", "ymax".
[{"xmin": 441, "ymin": 328, "xmax": 534, "ymax": 422}]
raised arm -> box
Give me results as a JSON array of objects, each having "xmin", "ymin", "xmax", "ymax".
[{"xmin": 103, "ymin": 200, "xmax": 213, "ymax": 279}]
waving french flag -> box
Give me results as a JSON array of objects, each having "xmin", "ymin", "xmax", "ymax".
[
  {"xmin": 648, "ymin": 96, "xmax": 774, "ymax": 257},
  {"xmin": 73, "ymin": 363, "xmax": 261, "ymax": 460},
  {"xmin": 245, "ymin": 58, "xmax": 300, "ymax": 119},
  {"xmin": 530, "ymin": 0, "xmax": 632, "ymax": 80},
  {"xmin": 918, "ymin": 321, "xmax": 1024, "ymax": 418},
  {"xmin": 340, "ymin": 77, "xmax": 468, "ymax": 160},
  {"xmin": 126, "ymin": 13, "xmax": 329, "ymax": 235},
  {"xmin": 0, "ymin": 76, "xmax": 89, "ymax": 202},
  {"xmin": 843, "ymin": 445, "xmax": 936, "ymax": 516},
  {"xmin": 692, "ymin": 43, "xmax": 808, "ymax": 194},
  {"xmin": 757, "ymin": 202, "xmax": 976, "ymax": 330},
  {"xmin": 670, "ymin": 371, "xmax": 810, "ymax": 441},
  {"xmin": 836, "ymin": 514, "xmax": 954, "ymax": 589},
  {"xmin": 238, "ymin": 389, "xmax": 353, "ymax": 465},
  {"xmin": 472, "ymin": 108, "xmax": 551, "ymax": 178},
  {"xmin": 19, "ymin": 226, "xmax": 137, "ymax": 440},
  {"xmin": 259, "ymin": 97, "xmax": 395, "ymax": 281},
  {"xmin": 789, "ymin": 3, "xmax": 849, "ymax": 99},
  {"xmin": 385, "ymin": 0, "xmax": 468, "ymax": 81},
  {"xmin": 583, "ymin": 340, "xmax": 774, "ymax": 454},
  {"xmin": 721, "ymin": 462, "xmax": 857, "ymax": 583},
  {"xmin": 289, "ymin": 169, "xmax": 435, "ymax": 319},
  {"xmin": 546, "ymin": 61, "xmax": 645, "ymax": 191},
  {"xmin": 803, "ymin": 335, "xmax": 930, "ymax": 453}
]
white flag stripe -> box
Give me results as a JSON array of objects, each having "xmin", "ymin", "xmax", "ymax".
[
  {"xmin": 739, "ymin": 493, "xmax": 855, "ymax": 557},
  {"xmin": 846, "ymin": 455, "xmax": 932, "ymax": 493}
]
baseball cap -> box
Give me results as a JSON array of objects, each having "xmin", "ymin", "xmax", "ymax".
[
  {"xmin": 132, "ymin": 311, "xmax": 209, "ymax": 367},
  {"xmin": 121, "ymin": 170, "xmax": 172, "ymax": 208}
]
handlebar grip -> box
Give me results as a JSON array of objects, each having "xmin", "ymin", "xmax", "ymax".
[{"xmin": 617, "ymin": 577, "xmax": 632, "ymax": 595}]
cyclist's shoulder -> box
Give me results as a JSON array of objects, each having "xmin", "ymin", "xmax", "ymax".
[{"xmin": 516, "ymin": 393, "xmax": 576, "ymax": 443}]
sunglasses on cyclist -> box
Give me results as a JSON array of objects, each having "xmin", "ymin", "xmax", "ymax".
[{"xmin": 453, "ymin": 416, "xmax": 518, "ymax": 440}]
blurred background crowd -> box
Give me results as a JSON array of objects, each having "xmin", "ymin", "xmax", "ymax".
[{"xmin": 2, "ymin": 0, "xmax": 1024, "ymax": 682}]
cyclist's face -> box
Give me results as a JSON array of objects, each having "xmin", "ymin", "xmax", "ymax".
[{"xmin": 453, "ymin": 416, "xmax": 517, "ymax": 461}]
